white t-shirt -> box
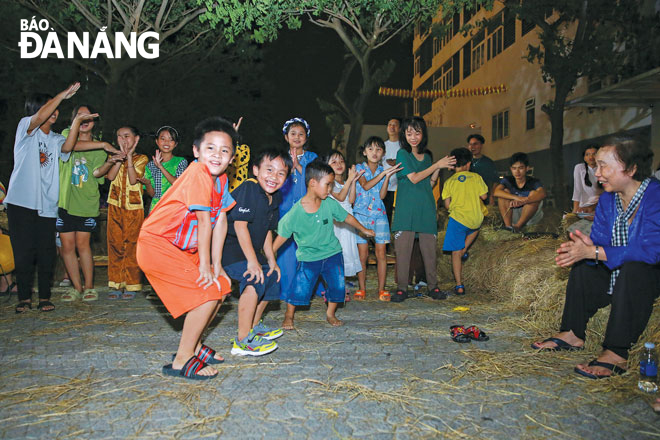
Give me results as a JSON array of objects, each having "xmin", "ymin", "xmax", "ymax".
[
  {"xmin": 571, "ymin": 163, "xmax": 602, "ymax": 208},
  {"xmin": 383, "ymin": 139, "xmax": 400, "ymax": 191},
  {"xmin": 4, "ymin": 116, "xmax": 70, "ymax": 217}
]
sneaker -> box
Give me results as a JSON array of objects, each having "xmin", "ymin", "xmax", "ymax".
[
  {"xmin": 390, "ymin": 290, "xmax": 407, "ymax": 303},
  {"xmin": 252, "ymin": 320, "xmax": 283, "ymax": 340},
  {"xmin": 231, "ymin": 331, "xmax": 278, "ymax": 356},
  {"xmin": 59, "ymin": 279, "xmax": 72, "ymax": 287},
  {"xmin": 428, "ymin": 288, "xmax": 448, "ymax": 300}
]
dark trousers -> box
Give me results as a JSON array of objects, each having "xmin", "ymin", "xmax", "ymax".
[
  {"xmin": 383, "ymin": 191, "xmax": 395, "ymax": 225},
  {"xmin": 560, "ymin": 260, "xmax": 660, "ymax": 359},
  {"xmin": 408, "ymin": 238, "xmax": 427, "ymax": 285},
  {"xmin": 6, "ymin": 204, "xmax": 57, "ymax": 301}
]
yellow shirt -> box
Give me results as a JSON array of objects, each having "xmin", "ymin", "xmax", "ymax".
[
  {"xmin": 107, "ymin": 154, "xmax": 148, "ymax": 210},
  {"xmin": 441, "ymin": 171, "xmax": 488, "ymax": 229}
]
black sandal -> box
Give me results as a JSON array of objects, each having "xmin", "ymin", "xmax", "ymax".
[
  {"xmin": 15, "ymin": 301, "xmax": 32, "ymax": 314},
  {"xmin": 37, "ymin": 300, "xmax": 55, "ymax": 312}
]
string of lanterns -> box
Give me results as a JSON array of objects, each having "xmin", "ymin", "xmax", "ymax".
[{"xmin": 378, "ymin": 84, "xmax": 507, "ymax": 99}]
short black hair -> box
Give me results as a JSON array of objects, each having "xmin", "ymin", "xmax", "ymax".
[
  {"xmin": 388, "ymin": 117, "xmax": 402, "ymax": 124},
  {"xmin": 510, "ymin": 152, "xmax": 530, "ymax": 167},
  {"xmin": 360, "ymin": 136, "xmax": 385, "ymax": 156},
  {"xmin": 467, "ymin": 133, "xmax": 485, "ymax": 144},
  {"xmin": 305, "ymin": 160, "xmax": 334, "ymax": 187},
  {"xmin": 322, "ymin": 150, "xmax": 345, "ymax": 164},
  {"xmin": 604, "ymin": 136, "xmax": 654, "ymax": 181},
  {"xmin": 156, "ymin": 126, "xmax": 180, "ymax": 143},
  {"xmin": 116, "ymin": 125, "xmax": 141, "ymax": 136},
  {"xmin": 252, "ymin": 147, "xmax": 293, "ymax": 175},
  {"xmin": 24, "ymin": 93, "xmax": 52, "ymax": 116},
  {"xmin": 451, "ymin": 147, "xmax": 473, "ymax": 167},
  {"xmin": 399, "ymin": 117, "xmax": 428, "ymax": 153},
  {"xmin": 192, "ymin": 116, "xmax": 238, "ymax": 153}
]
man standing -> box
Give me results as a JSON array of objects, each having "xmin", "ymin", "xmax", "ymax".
[
  {"xmin": 383, "ymin": 117, "xmax": 401, "ymax": 223},
  {"xmin": 467, "ymin": 134, "xmax": 498, "ymax": 205}
]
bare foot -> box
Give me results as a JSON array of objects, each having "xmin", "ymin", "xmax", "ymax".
[
  {"xmin": 575, "ymin": 350, "xmax": 627, "ymax": 378},
  {"xmin": 282, "ymin": 317, "xmax": 295, "ymax": 330},
  {"xmin": 327, "ymin": 315, "xmax": 343, "ymax": 327},
  {"xmin": 532, "ymin": 331, "xmax": 584, "ymax": 350}
]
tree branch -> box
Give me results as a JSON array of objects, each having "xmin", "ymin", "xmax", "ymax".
[
  {"xmin": 161, "ymin": 8, "xmax": 206, "ymax": 40},
  {"xmin": 70, "ymin": 0, "xmax": 104, "ymax": 29}
]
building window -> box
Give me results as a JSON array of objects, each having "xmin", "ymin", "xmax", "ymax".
[
  {"xmin": 503, "ymin": 8, "xmax": 516, "ymax": 49},
  {"xmin": 433, "ymin": 37, "xmax": 440, "ymax": 56},
  {"xmin": 418, "ymin": 37, "xmax": 434, "ymax": 76},
  {"xmin": 525, "ymin": 98, "xmax": 535, "ymax": 131},
  {"xmin": 488, "ymin": 27, "xmax": 503, "ymax": 60},
  {"xmin": 472, "ymin": 41, "xmax": 485, "ymax": 72},
  {"xmin": 414, "ymin": 54, "xmax": 420, "ymax": 76},
  {"xmin": 442, "ymin": 16, "xmax": 455, "ymax": 46},
  {"xmin": 462, "ymin": 43, "xmax": 471, "ymax": 79},
  {"xmin": 492, "ymin": 109, "xmax": 509, "ymax": 141},
  {"xmin": 521, "ymin": 19, "xmax": 535, "ymax": 36}
]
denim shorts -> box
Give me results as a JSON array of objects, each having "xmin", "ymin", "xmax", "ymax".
[
  {"xmin": 442, "ymin": 217, "xmax": 479, "ymax": 252},
  {"xmin": 224, "ymin": 260, "xmax": 280, "ymax": 302},
  {"xmin": 353, "ymin": 213, "xmax": 390, "ymax": 245},
  {"xmin": 286, "ymin": 252, "xmax": 345, "ymax": 306}
]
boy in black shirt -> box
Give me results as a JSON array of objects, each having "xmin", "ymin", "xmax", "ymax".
[{"xmin": 223, "ymin": 149, "xmax": 292, "ymax": 356}]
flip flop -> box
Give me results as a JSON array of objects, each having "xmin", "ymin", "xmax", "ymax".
[
  {"xmin": 37, "ymin": 300, "xmax": 55, "ymax": 312},
  {"xmin": 162, "ymin": 356, "xmax": 217, "ymax": 381},
  {"xmin": 15, "ymin": 301, "xmax": 31, "ymax": 314},
  {"xmin": 450, "ymin": 325, "xmax": 471, "ymax": 343},
  {"xmin": 464, "ymin": 325, "xmax": 489, "ymax": 341},
  {"xmin": 531, "ymin": 337, "xmax": 584, "ymax": 351},
  {"xmin": 574, "ymin": 359, "xmax": 627, "ymax": 380}
]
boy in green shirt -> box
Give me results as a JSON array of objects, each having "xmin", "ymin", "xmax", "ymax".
[{"xmin": 273, "ymin": 161, "xmax": 374, "ymax": 329}]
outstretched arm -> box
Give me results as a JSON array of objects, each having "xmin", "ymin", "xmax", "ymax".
[{"xmin": 27, "ymin": 82, "xmax": 80, "ymax": 134}]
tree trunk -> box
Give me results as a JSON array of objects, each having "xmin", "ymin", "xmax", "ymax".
[{"xmin": 547, "ymin": 83, "xmax": 572, "ymax": 211}]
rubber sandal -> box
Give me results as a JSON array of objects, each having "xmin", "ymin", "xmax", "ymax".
[
  {"xmin": 464, "ymin": 325, "xmax": 489, "ymax": 341},
  {"xmin": 390, "ymin": 290, "xmax": 407, "ymax": 303},
  {"xmin": 15, "ymin": 301, "xmax": 32, "ymax": 314},
  {"xmin": 121, "ymin": 291, "xmax": 137, "ymax": 300},
  {"xmin": 428, "ymin": 288, "xmax": 447, "ymax": 300},
  {"xmin": 171, "ymin": 344, "xmax": 225, "ymax": 365},
  {"xmin": 162, "ymin": 356, "xmax": 217, "ymax": 380},
  {"xmin": 454, "ymin": 285, "xmax": 466, "ymax": 296},
  {"xmin": 37, "ymin": 300, "xmax": 55, "ymax": 312},
  {"xmin": 450, "ymin": 325, "xmax": 471, "ymax": 343},
  {"xmin": 353, "ymin": 290, "xmax": 365, "ymax": 301},
  {"xmin": 145, "ymin": 291, "xmax": 159, "ymax": 300},
  {"xmin": 107, "ymin": 290, "xmax": 122, "ymax": 300},
  {"xmin": 378, "ymin": 290, "xmax": 391, "ymax": 302},
  {"xmin": 574, "ymin": 359, "xmax": 627, "ymax": 379},
  {"xmin": 0, "ymin": 282, "xmax": 16, "ymax": 296},
  {"xmin": 531, "ymin": 337, "xmax": 584, "ymax": 352},
  {"xmin": 61, "ymin": 288, "xmax": 82, "ymax": 302},
  {"xmin": 82, "ymin": 288, "xmax": 99, "ymax": 302}
]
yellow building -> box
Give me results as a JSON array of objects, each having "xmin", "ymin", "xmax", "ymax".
[{"xmin": 412, "ymin": 2, "xmax": 655, "ymax": 185}]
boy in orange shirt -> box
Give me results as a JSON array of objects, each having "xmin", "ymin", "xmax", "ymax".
[{"xmin": 137, "ymin": 117, "xmax": 236, "ymax": 380}]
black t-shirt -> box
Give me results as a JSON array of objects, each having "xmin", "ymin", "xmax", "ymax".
[
  {"xmin": 500, "ymin": 175, "xmax": 543, "ymax": 197},
  {"xmin": 222, "ymin": 179, "xmax": 281, "ymax": 266}
]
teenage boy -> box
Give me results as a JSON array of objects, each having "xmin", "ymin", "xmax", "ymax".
[
  {"xmin": 467, "ymin": 134, "xmax": 498, "ymax": 205},
  {"xmin": 383, "ymin": 117, "xmax": 401, "ymax": 223},
  {"xmin": 273, "ymin": 161, "xmax": 375, "ymax": 330},
  {"xmin": 493, "ymin": 152, "xmax": 546, "ymax": 232},
  {"xmin": 223, "ymin": 148, "xmax": 292, "ymax": 356}
]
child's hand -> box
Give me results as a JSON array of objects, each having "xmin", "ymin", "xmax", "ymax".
[
  {"xmin": 72, "ymin": 111, "xmax": 99, "ymax": 126},
  {"xmin": 214, "ymin": 265, "xmax": 231, "ymax": 285},
  {"xmin": 153, "ymin": 150, "xmax": 163, "ymax": 169},
  {"xmin": 136, "ymin": 176, "xmax": 150, "ymax": 186},
  {"xmin": 243, "ymin": 259, "xmax": 264, "ymax": 284},
  {"xmin": 266, "ymin": 259, "xmax": 281, "ymax": 282},
  {"xmin": 108, "ymin": 151, "xmax": 125, "ymax": 163},
  {"xmin": 102, "ymin": 142, "xmax": 121, "ymax": 154},
  {"xmin": 436, "ymin": 155, "xmax": 457, "ymax": 170},
  {"xmin": 347, "ymin": 165, "xmax": 357, "ymax": 180},
  {"xmin": 197, "ymin": 264, "xmax": 220, "ymax": 290},
  {"xmin": 385, "ymin": 163, "xmax": 403, "ymax": 175},
  {"xmin": 363, "ymin": 228, "xmax": 376, "ymax": 238},
  {"xmin": 233, "ymin": 117, "xmax": 243, "ymax": 132},
  {"xmin": 62, "ymin": 82, "xmax": 81, "ymax": 100},
  {"xmin": 290, "ymin": 150, "xmax": 299, "ymax": 170}
]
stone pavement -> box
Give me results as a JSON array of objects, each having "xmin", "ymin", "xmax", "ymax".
[{"xmin": 0, "ymin": 277, "xmax": 658, "ymax": 439}]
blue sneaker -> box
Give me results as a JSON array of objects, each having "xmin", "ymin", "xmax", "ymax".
[
  {"xmin": 231, "ymin": 331, "xmax": 278, "ymax": 356},
  {"xmin": 252, "ymin": 320, "xmax": 283, "ymax": 340}
]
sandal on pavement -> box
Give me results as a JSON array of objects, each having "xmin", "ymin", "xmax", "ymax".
[
  {"xmin": 353, "ymin": 290, "xmax": 365, "ymax": 301},
  {"xmin": 195, "ymin": 344, "xmax": 225, "ymax": 365},
  {"xmin": 464, "ymin": 325, "xmax": 489, "ymax": 341},
  {"xmin": 107, "ymin": 290, "xmax": 122, "ymax": 300},
  {"xmin": 121, "ymin": 291, "xmax": 137, "ymax": 300},
  {"xmin": 454, "ymin": 285, "xmax": 466, "ymax": 296},
  {"xmin": 37, "ymin": 300, "xmax": 55, "ymax": 312},
  {"xmin": 531, "ymin": 337, "xmax": 584, "ymax": 352},
  {"xmin": 428, "ymin": 288, "xmax": 448, "ymax": 300},
  {"xmin": 378, "ymin": 290, "xmax": 391, "ymax": 302},
  {"xmin": 61, "ymin": 288, "xmax": 82, "ymax": 302},
  {"xmin": 82, "ymin": 289, "xmax": 99, "ymax": 302},
  {"xmin": 574, "ymin": 359, "xmax": 627, "ymax": 380},
  {"xmin": 15, "ymin": 301, "xmax": 31, "ymax": 314},
  {"xmin": 162, "ymin": 356, "xmax": 217, "ymax": 380},
  {"xmin": 390, "ymin": 290, "xmax": 407, "ymax": 303},
  {"xmin": 450, "ymin": 325, "xmax": 471, "ymax": 343}
]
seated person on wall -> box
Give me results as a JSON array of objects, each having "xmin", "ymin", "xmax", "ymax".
[
  {"xmin": 493, "ymin": 152, "xmax": 546, "ymax": 232},
  {"xmin": 532, "ymin": 137, "xmax": 660, "ymax": 380}
]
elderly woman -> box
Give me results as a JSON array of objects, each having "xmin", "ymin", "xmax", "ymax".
[{"xmin": 532, "ymin": 137, "xmax": 660, "ymax": 379}]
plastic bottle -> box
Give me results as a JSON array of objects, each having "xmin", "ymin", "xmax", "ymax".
[{"xmin": 639, "ymin": 342, "xmax": 658, "ymax": 393}]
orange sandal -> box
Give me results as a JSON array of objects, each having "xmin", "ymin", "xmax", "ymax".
[
  {"xmin": 354, "ymin": 290, "xmax": 365, "ymax": 300},
  {"xmin": 378, "ymin": 290, "xmax": 391, "ymax": 302}
]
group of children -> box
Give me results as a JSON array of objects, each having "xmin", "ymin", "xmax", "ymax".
[{"xmin": 7, "ymin": 83, "xmax": 491, "ymax": 380}]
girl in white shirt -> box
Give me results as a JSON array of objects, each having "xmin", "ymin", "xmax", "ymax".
[{"xmin": 572, "ymin": 145, "xmax": 602, "ymax": 214}]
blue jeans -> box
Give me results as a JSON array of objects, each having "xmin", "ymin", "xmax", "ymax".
[
  {"xmin": 224, "ymin": 260, "xmax": 280, "ymax": 302},
  {"xmin": 286, "ymin": 252, "xmax": 345, "ymax": 306}
]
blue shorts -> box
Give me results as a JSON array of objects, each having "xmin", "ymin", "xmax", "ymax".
[
  {"xmin": 224, "ymin": 260, "xmax": 281, "ymax": 302},
  {"xmin": 288, "ymin": 252, "xmax": 345, "ymax": 306},
  {"xmin": 442, "ymin": 217, "xmax": 479, "ymax": 252},
  {"xmin": 354, "ymin": 213, "xmax": 390, "ymax": 244}
]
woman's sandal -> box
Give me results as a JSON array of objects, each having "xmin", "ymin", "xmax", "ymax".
[
  {"xmin": 464, "ymin": 325, "xmax": 489, "ymax": 341},
  {"xmin": 37, "ymin": 300, "xmax": 55, "ymax": 312},
  {"xmin": 454, "ymin": 285, "xmax": 466, "ymax": 296},
  {"xmin": 531, "ymin": 337, "xmax": 584, "ymax": 351},
  {"xmin": 162, "ymin": 356, "xmax": 217, "ymax": 380},
  {"xmin": 378, "ymin": 290, "xmax": 391, "ymax": 302},
  {"xmin": 574, "ymin": 359, "xmax": 627, "ymax": 380},
  {"xmin": 61, "ymin": 288, "xmax": 82, "ymax": 302},
  {"xmin": 450, "ymin": 325, "xmax": 471, "ymax": 343},
  {"xmin": 353, "ymin": 290, "xmax": 365, "ymax": 301},
  {"xmin": 15, "ymin": 301, "xmax": 31, "ymax": 314}
]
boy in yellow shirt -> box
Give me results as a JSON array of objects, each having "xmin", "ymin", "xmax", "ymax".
[{"xmin": 437, "ymin": 148, "xmax": 488, "ymax": 298}]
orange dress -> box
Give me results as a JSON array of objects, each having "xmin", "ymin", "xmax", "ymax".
[{"xmin": 137, "ymin": 162, "xmax": 235, "ymax": 318}]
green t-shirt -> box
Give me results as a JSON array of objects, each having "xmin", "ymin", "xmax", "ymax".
[
  {"xmin": 144, "ymin": 156, "xmax": 188, "ymax": 212},
  {"xmin": 391, "ymin": 149, "xmax": 437, "ymax": 234},
  {"xmin": 59, "ymin": 149, "xmax": 107, "ymax": 217},
  {"xmin": 277, "ymin": 197, "xmax": 348, "ymax": 262}
]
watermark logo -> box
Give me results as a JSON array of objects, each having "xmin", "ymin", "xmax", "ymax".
[{"xmin": 19, "ymin": 17, "xmax": 159, "ymax": 59}]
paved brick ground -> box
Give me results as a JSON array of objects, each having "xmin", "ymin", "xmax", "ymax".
[{"xmin": 0, "ymin": 273, "xmax": 658, "ymax": 439}]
